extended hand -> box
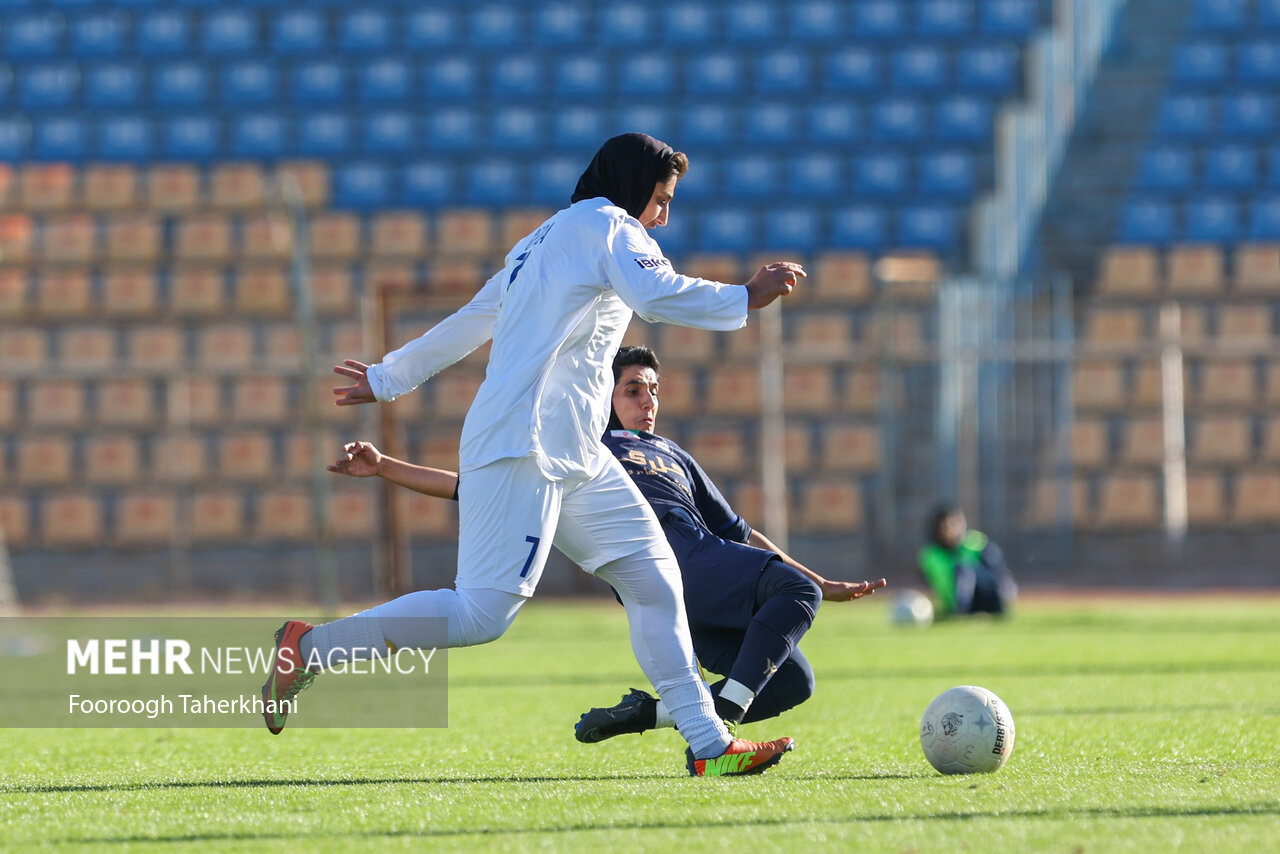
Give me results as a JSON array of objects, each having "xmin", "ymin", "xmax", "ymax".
[
  {"xmin": 745, "ymin": 261, "xmax": 807, "ymax": 310},
  {"xmin": 326, "ymin": 441, "xmax": 383, "ymax": 478},
  {"xmin": 333, "ymin": 359, "xmax": 376, "ymax": 406},
  {"xmin": 820, "ymin": 577, "xmax": 888, "ymax": 602}
]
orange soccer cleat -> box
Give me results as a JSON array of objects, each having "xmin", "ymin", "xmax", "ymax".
[
  {"xmin": 686, "ymin": 736, "xmax": 795, "ymax": 777},
  {"xmin": 261, "ymin": 619, "xmax": 316, "ymax": 734}
]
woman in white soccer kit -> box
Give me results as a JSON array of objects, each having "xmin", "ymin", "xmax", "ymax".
[{"xmin": 264, "ymin": 133, "xmax": 804, "ymax": 775}]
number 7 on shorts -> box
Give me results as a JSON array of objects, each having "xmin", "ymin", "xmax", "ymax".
[{"xmin": 519, "ymin": 535, "xmax": 540, "ymax": 578}]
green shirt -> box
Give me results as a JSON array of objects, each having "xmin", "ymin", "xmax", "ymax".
[{"xmin": 917, "ymin": 530, "xmax": 988, "ymax": 614}]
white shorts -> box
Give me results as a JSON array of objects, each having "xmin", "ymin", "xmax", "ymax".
[{"xmin": 455, "ymin": 453, "xmax": 670, "ymax": 597}]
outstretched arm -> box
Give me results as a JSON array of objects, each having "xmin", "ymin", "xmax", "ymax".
[
  {"xmin": 747, "ymin": 529, "xmax": 887, "ymax": 602},
  {"xmin": 327, "ymin": 441, "xmax": 459, "ymax": 500}
]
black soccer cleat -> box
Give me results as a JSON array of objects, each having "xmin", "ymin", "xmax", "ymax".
[{"xmin": 574, "ymin": 687, "xmax": 658, "ymax": 743}]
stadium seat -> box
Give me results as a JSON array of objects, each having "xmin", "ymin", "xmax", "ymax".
[
  {"xmin": 272, "ymin": 10, "xmax": 326, "ymax": 55},
  {"xmin": 220, "ymin": 61, "xmax": 279, "ymax": 106},
  {"xmin": 490, "ymin": 56, "xmax": 544, "ymax": 101},
  {"xmin": 425, "ymin": 56, "xmax": 479, "ymax": 103},
  {"xmin": 1237, "ymin": 40, "xmax": 1280, "ymax": 87},
  {"xmin": 686, "ymin": 53, "xmax": 746, "ymax": 98},
  {"xmin": 789, "ymin": 152, "xmax": 844, "ymax": 200},
  {"xmin": 753, "ymin": 51, "xmax": 814, "ymax": 95},
  {"xmin": 799, "ymin": 480, "xmax": 864, "ymax": 532},
  {"xmin": 897, "ymin": 204, "xmax": 959, "ymax": 252},
  {"xmin": 402, "ymin": 161, "xmax": 454, "ymax": 208},
  {"xmin": 762, "ymin": 208, "xmax": 822, "ymax": 251},
  {"xmin": 231, "ymin": 114, "xmax": 288, "ymax": 160},
  {"xmin": 406, "ymin": 7, "xmax": 457, "ymax": 51},
  {"xmin": 891, "ymin": 46, "xmax": 948, "ymax": 92},
  {"xmin": 872, "ymin": 98, "xmax": 929, "ymax": 144},
  {"xmin": 665, "ymin": 2, "xmax": 717, "ymax": 46},
  {"xmin": 254, "ymin": 490, "xmax": 313, "ymax": 541},
  {"xmin": 490, "ymin": 107, "xmax": 544, "ymax": 152},
  {"xmin": 424, "ymin": 107, "xmax": 480, "ymax": 153},
  {"xmin": 1185, "ymin": 471, "xmax": 1227, "ymax": 527},
  {"xmin": 189, "ymin": 491, "xmax": 245, "ymax": 542},
  {"xmin": 1194, "ymin": 356, "xmax": 1257, "ymax": 407},
  {"xmin": 618, "ymin": 55, "xmax": 675, "ymax": 98},
  {"xmin": 5, "ymin": 13, "xmax": 63, "ymax": 59},
  {"xmin": 1261, "ymin": 0, "xmax": 1280, "ymax": 30},
  {"xmin": 203, "ymin": 9, "xmax": 258, "ymax": 56},
  {"xmin": 935, "ymin": 95, "xmax": 994, "ymax": 144},
  {"xmin": 363, "ymin": 110, "xmax": 415, "ymax": 155},
  {"xmin": 58, "ymin": 325, "xmax": 115, "ymax": 368},
  {"xmin": 128, "ymin": 326, "xmax": 185, "ymax": 370},
  {"xmin": 1083, "ymin": 306, "xmax": 1146, "ymax": 347},
  {"xmin": 1189, "ymin": 414, "xmax": 1253, "ymax": 464},
  {"xmin": 1202, "ymin": 143, "xmax": 1258, "ymax": 190},
  {"xmin": 339, "ymin": 9, "xmax": 393, "ymax": 54},
  {"xmin": 854, "ymin": 152, "xmax": 912, "ymax": 199},
  {"xmin": 468, "ymin": 4, "xmax": 521, "ymax": 51},
  {"xmin": 371, "ymin": 211, "xmax": 429, "ymax": 259},
  {"xmin": 613, "ymin": 104, "xmax": 675, "ymax": 144},
  {"xmin": 724, "ymin": 1, "xmax": 777, "ymax": 44},
  {"xmin": 162, "ymin": 116, "xmax": 220, "ymax": 161},
  {"xmin": 85, "ymin": 435, "xmax": 142, "ymax": 484},
  {"xmin": 35, "ymin": 117, "xmax": 88, "ymax": 161},
  {"xmin": 333, "ymin": 161, "xmax": 391, "ymax": 210},
  {"xmin": 1118, "ymin": 197, "xmax": 1177, "ymax": 245},
  {"xmin": 1217, "ymin": 302, "xmax": 1273, "ymax": 342},
  {"xmin": 292, "ymin": 61, "xmax": 348, "ymax": 106},
  {"xmin": 0, "ymin": 119, "xmax": 30, "ymax": 160},
  {"xmin": 18, "ymin": 63, "xmax": 78, "ymax": 112},
  {"xmin": 681, "ymin": 104, "xmax": 736, "ymax": 149},
  {"xmin": 146, "ymin": 163, "xmax": 201, "ymax": 211},
  {"xmin": 1095, "ymin": 471, "xmax": 1160, "ymax": 528},
  {"xmin": 789, "ymin": 1, "xmax": 846, "ymax": 44},
  {"xmin": 1135, "ymin": 145, "xmax": 1195, "ymax": 193},
  {"xmin": 1171, "ymin": 40, "xmax": 1229, "ymax": 88},
  {"xmin": 104, "ymin": 217, "xmax": 161, "ymax": 262},
  {"xmin": 70, "ymin": 12, "xmax": 127, "ymax": 58},
  {"xmin": 1231, "ymin": 470, "xmax": 1280, "ymax": 525},
  {"xmin": 1184, "ymin": 197, "xmax": 1240, "ymax": 242},
  {"xmin": 918, "ymin": 150, "xmax": 976, "ymax": 199},
  {"xmin": 153, "ymin": 62, "xmax": 210, "ymax": 108},
  {"xmin": 555, "ymin": 55, "xmax": 608, "ymax": 100},
  {"xmin": 979, "ymin": 0, "xmax": 1040, "ymax": 40},
  {"xmin": 85, "ymin": 165, "xmax": 137, "ymax": 211},
  {"xmin": 597, "ymin": 3, "xmax": 650, "ymax": 47},
  {"xmin": 958, "ymin": 44, "xmax": 1021, "ymax": 95},
  {"xmin": 116, "ymin": 492, "xmax": 178, "ymax": 545},
  {"xmin": 1221, "ymin": 92, "xmax": 1274, "ymax": 138},
  {"xmin": 136, "ymin": 10, "xmax": 189, "ymax": 57},
  {"xmin": 359, "ymin": 59, "xmax": 413, "ymax": 104},
  {"xmin": 723, "ymin": 154, "xmax": 779, "ymax": 201},
  {"xmin": 824, "ymin": 46, "xmax": 881, "ymax": 94},
  {"xmin": 917, "ymin": 0, "xmax": 974, "ymax": 40},
  {"xmin": 830, "ymin": 205, "xmax": 889, "ymax": 252},
  {"xmin": 40, "ymin": 214, "xmax": 96, "ymax": 263},
  {"xmin": 1233, "ymin": 242, "xmax": 1280, "ymax": 292},
  {"xmin": 697, "ymin": 207, "xmax": 756, "ymax": 254},
  {"xmin": 852, "ymin": 0, "xmax": 907, "ymax": 42},
  {"xmin": 28, "ymin": 379, "xmax": 86, "ymax": 427},
  {"xmin": 1156, "ymin": 94, "xmax": 1216, "ymax": 139},
  {"xmin": 232, "ymin": 376, "xmax": 290, "ymax": 423},
  {"xmin": 1166, "ymin": 244, "xmax": 1226, "ymax": 295},
  {"xmin": 819, "ymin": 423, "xmax": 880, "ymax": 473},
  {"xmin": 465, "ymin": 159, "xmax": 522, "ymax": 206},
  {"xmin": 298, "ymin": 112, "xmax": 354, "ymax": 157},
  {"xmin": 19, "ymin": 163, "xmax": 76, "ymax": 212},
  {"xmin": 534, "ymin": 3, "xmax": 588, "ymax": 48},
  {"xmin": 1248, "ymin": 196, "xmax": 1280, "ymax": 240},
  {"xmin": 1192, "ymin": 0, "xmax": 1248, "ymax": 33},
  {"xmin": 95, "ymin": 377, "xmax": 155, "ymax": 426}
]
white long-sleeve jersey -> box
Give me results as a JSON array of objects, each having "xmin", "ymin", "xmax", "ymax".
[{"xmin": 366, "ymin": 199, "xmax": 749, "ymax": 480}]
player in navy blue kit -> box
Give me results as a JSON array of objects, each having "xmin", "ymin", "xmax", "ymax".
[{"xmin": 328, "ymin": 344, "xmax": 886, "ymax": 741}]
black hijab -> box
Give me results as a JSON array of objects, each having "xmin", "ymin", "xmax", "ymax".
[{"xmin": 571, "ymin": 132, "xmax": 676, "ymax": 219}]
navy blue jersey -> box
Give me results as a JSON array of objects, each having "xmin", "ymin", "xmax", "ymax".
[{"xmin": 603, "ymin": 429, "xmax": 752, "ymax": 543}]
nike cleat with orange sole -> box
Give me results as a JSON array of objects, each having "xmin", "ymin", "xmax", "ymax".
[
  {"xmin": 261, "ymin": 619, "xmax": 315, "ymax": 735},
  {"xmin": 686, "ymin": 736, "xmax": 795, "ymax": 777}
]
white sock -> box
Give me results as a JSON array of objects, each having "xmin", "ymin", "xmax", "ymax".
[
  {"xmin": 654, "ymin": 699, "xmax": 675, "ymax": 729},
  {"xmin": 299, "ymin": 614, "xmax": 387, "ymax": 672},
  {"xmin": 659, "ymin": 680, "xmax": 732, "ymax": 759},
  {"xmin": 719, "ymin": 678, "xmax": 756, "ymax": 716}
]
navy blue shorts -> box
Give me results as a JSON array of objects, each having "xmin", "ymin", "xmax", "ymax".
[{"xmin": 659, "ymin": 508, "xmax": 775, "ymax": 633}]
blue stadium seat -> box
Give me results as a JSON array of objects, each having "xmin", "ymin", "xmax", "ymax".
[
  {"xmin": 136, "ymin": 10, "xmax": 189, "ymax": 57},
  {"xmin": 935, "ymin": 95, "xmax": 994, "ymax": 144},
  {"xmin": 363, "ymin": 110, "xmax": 415, "ymax": 155},
  {"xmin": 724, "ymin": 1, "xmax": 776, "ymax": 44},
  {"xmin": 687, "ymin": 53, "xmax": 746, "ymax": 98},
  {"xmin": 1261, "ymin": 0, "xmax": 1280, "ymax": 30},
  {"xmin": 979, "ymin": 0, "xmax": 1040, "ymax": 40},
  {"xmin": 1236, "ymin": 41, "xmax": 1280, "ymax": 87},
  {"xmin": 722, "ymin": 153, "xmax": 778, "ymax": 201},
  {"xmin": 871, "ymin": 98, "xmax": 928, "ymax": 145},
  {"xmin": 0, "ymin": 119, "xmax": 29, "ymax": 160},
  {"xmin": 5, "ymin": 13, "xmax": 62, "ymax": 59},
  {"xmin": 1248, "ymin": 195, "xmax": 1280, "ymax": 239},
  {"xmin": 98, "ymin": 115, "xmax": 152, "ymax": 161},
  {"xmin": 764, "ymin": 208, "xmax": 823, "ymax": 251},
  {"xmin": 789, "ymin": 1, "xmax": 846, "ymax": 44},
  {"xmin": 1192, "ymin": 0, "xmax": 1247, "ymax": 33},
  {"xmin": 1117, "ymin": 198, "xmax": 1176, "ymax": 245},
  {"xmin": 754, "ymin": 51, "xmax": 814, "ymax": 96},
  {"xmin": 401, "ymin": 161, "xmax": 453, "ymax": 208},
  {"xmin": 891, "ymin": 46, "xmax": 948, "ymax": 92},
  {"xmin": 1203, "ymin": 144, "xmax": 1258, "ymax": 189},
  {"xmin": 491, "ymin": 106, "xmax": 544, "ymax": 151},
  {"xmin": 469, "ymin": 5, "xmax": 521, "ymax": 51},
  {"xmin": 917, "ymin": 0, "xmax": 974, "ymax": 40},
  {"xmin": 153, "ymin": 62, "xmax": 210, "ymax": 108},
  {"xmin": 852, "ymin": 0, "xmax": 907, "ymax": 42},
  {"xmin": 556, "ymin": 55, "xmax": 609, "ymax": 100},
  {"xmin": 293, "ymin": 61, "xmax": 348, "ymax": 106},
  {"xmin": 339, "ymin": 9, "xmax": 393, "ymax": 54},
  {"xmin": 298, "ymin": 112, "xmax": 354, "ymax": 157},
  {"xmin": 670, "ymin": 155, "xmax": 718, "ymax": 202},
  {"xmin": 466, "ymin": 158, "xmax": 523, "ymax": 206},
  {"xmin": 681, "ymin": 104, "xmax": 737, "ymax": 149},
  {"xmin": 425, "ymin": 57, "xmax": 479, "ymax": 103},
  {"xmin": 18, "ymin": 64, "xmax": 78, "ymax": 112},
  {"xmin": 807, "ymin": 101, "xmax": 862, "ymax": 145},
  {"xmin": 425, "ymin": 108, "xmax": 481, "ymax": 153},
  {"xmin": 1221, "ymin": 92, "xmax": 1275, "ymax": 138},
  {"xmin": 70, "ymin": 12, "xmax": 126, "ymax": 58},
  {"xmin": 744, "ymin": 103, "xmax": 799, "ymax": 150},
  {"xmin": 334, "ymin": 161, "xmax": 392, "ymax": 210},
  {"xmin": 598, "ymin": 3, "xmax": 650, "ymax": 47},
  {"xmin": 490, "ymin": 56, "xmax": 544, "ymax": 101},
  {"xmin": 789, "ymin": 152, "xmax": 844, "ymax": 200},
  {"xmin": 612, "ymin": 104, "xmax": 674, "ymax": 143},
  {"xmin": 529, "ymin": 155, "xmax": 580, "ymax": 207},
  {"xmin": 619, "ymin": 55, "xmax": 675, "ymax": 98},
  {"xmin": 222, "ymin": 61, "xmax": 279, "ymax": 107},
  {"xmin": 957, "ymin": 44, "xmax": 1021, "ymax": 95},
  {"xmin": 110, "ymin": 0, "xmax": 161, "ymax": 9},
  {"xmin": 897, "ymin": 204, "xmax": 959, "ymax": 252},
  {"xmin": 665, "ymin": 2, "xmax": 717, "ymax": 46},
  {"xmin": 49, "ymin": 0, "xmax": 99, "ymax": 8},
  {"xmin": 1135, "ymin": 145, "xmax": 1195, "ymax": 192},
  {"xmin": 653, "ymin": 215, "xmax": 691, "ymax": 258},
  {"xmin": 553, "ymin": 106, "xmax": 605, "ymax": 150},
  {"xmin": 173, "ymin": 0, "xmax": 218, "ymax": 9},
  {"xmin": 824, "ymin": 46, "xmax": 881, "ymax": 94},
  {"xmin": 1172, "ymin": 41, "xmax": 1229, "ymax": 88},
  {"xmin": 272, "ymin": 10, "xmax": 326, "ymax": 56},
  {"xmin": 359, "ymin": 58, "xmax": 413, "ymax": 104},
  {"xmin": 534, "ymin": 3, "xmax": 588, "ymax": 47},
  {"xmin": 203, "ymin": 9, "xmax": 257, "ymax": 57},
  {"xmin": 163, "ymin": 115, "xmax": 220, "ymax": 160},
  {"xmin": 1185, "ymin": 197, "xmax": 1240, "ymax": 241},
  {"xmin": 1269, "ymin": 145, "xmax": 1280, "ymax": 187},
  {"xmin": 1155, "ymin": 95, "xmax": 1216, "ymax": 139},
  {"xmin": 854, "ymin": 152, "xmax": 912, "ymax": 199},
  {"xmin": 406, "ymin": 8, "xmax": 457, "ymax": 51},
  {"xmin": 698, "ymin": 207, "xmax": 757, "ymax": 253},
  {"xmin": 231, "ymin": 113, "xmax": 288, "ymax": 159},
  {"xmin": 918, "ymin": 150, "xmax": 976, "ymax": 199},
  {"xmin": 830, "ymin": 204, "xmax": 889, "ymax": 251},
  {"xmin": 84, "ymin": 63, "xmax": 142, "ymax": 109},
  {"xmin": 36, "ymin": 117, "xmax": 88, "ymax": 161}
]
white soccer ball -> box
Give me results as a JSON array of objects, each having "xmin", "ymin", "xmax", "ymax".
[
  {"xmin": 919, "ymin": 685, "xmax": 1015, "ymax": 775},
  {"xmin": 891, "ymin": 589, "xmax": 934, "ymax": 627}
]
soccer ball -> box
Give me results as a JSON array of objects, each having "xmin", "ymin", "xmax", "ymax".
[
  {"xmin": 891, "ymin": 589, "xmax": 934, "ymax": 627},
  {"xmin": 919, "ymin": 685, "xmax": 1015, "ymax": 775}
]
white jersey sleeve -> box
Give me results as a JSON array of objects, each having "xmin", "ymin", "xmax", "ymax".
[{"xmin": 366, "ymin": 270, "xmax": 502, "ymax": 402}]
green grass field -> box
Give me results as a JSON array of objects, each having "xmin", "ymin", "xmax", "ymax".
[{"xmin": 2, "ymin": 594, "xmax": 1279, "ymax": 853}]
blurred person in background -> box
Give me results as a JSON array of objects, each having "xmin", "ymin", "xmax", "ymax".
[{"xmin": 918, "ymin": 504, "xmax": 1017, "ymax": 618}]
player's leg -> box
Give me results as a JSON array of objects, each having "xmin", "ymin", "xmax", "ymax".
[{"xmin": 737, "ymin": 647, "xmax": 815, "ymax": 724}]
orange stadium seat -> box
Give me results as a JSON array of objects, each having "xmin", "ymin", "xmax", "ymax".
[
  {"xmin": 210, "ymin": 162, "xmax": 267, "ymax": 210},
  {"xmin": 166, "ymin": 377, "xmax": 224, "ymax": 426},
  {"xmin": 798, "ymin": 479, "xmax": 863, "ymax": 532},
  {"xmin": 1095, "ymin": 471, "xmax": 1161, "ymax": 529},
  {"xmin": 398, "ymin": 489, "xmax": 459, "ymax": 538},
  {"xmin": 174, "ymin": 212, "xmax": 233, "ymax": 262},
  {"xmin": 170, "ymin": 266, "xmax": 226, "ymax": 316},
  {"xmin": 0, "ymin": 212, "xmax": 35, "ymax": 264},
  {"xmin": 1070, "ymin": 417, "xmax": 1110, "ymax": 469},
  {"xmin": 83, "ymin": 434, "xmax": 141, "ymax": 484},
  {"xmin": 241, "ymin": 212, "xmax": 293, "ymax": 262},
  {"xmin": 841, "ymin": 365, "xmax": 880, "ymax": 414},
  {"xmin": 684, "ymin": 253, "xmax": 744, "ymax": 284},
  {"xmin": 218, "ymin": 431, "xmax": 274, "ymax": 482},
  {"xmin": 1073, "ymin": 358, "xmax": 1127, "ymax": 411},
  {"xmin": 1216, "ymin": 303, "xmax": 1272, "ymax": 342},
  {"xmin": 730, "ymin": 483, "xmax": 765, "ymax": 527},
  {"xmin": 1131, "ymin": 358, "xmax": 1167, "ymax": 410},
  {"xmin": 782, "ymin": 364, "xmax": 837, "ymax": 414},
  {"xmin": 28, "ymin": 379, "xmax": 86, "ymax": 427},
  {"xmin": 283, "ymin": 432, "xmax": 336, "ymax": 479},
  {"xmin": 721, "ymin": 319, "xmax": 760, "ymax": 358},
  {"xmin": 188, "ymin": 491, "xmax": 245, "ymax": 542},
  {"xmin": 41, "ymin": 492, "xmax": 102, "ymax": 546},
  {"xmin": 309, "ymin": 264, "xmax": 357, "ymax": 315},
  {"xmin": 1165, "ymin": 245, "xmax": 1225, "ymax": 296},
  {"xmin": 263, "ymin": 324, "xmax": 302, "ymax": 369},
  {"xmin": 0, "ymin": 496, "xmax": 31, "ymax": 547},
  {"xmin": 1194, "ymin": 356, "xmax": 1257, "ymax": 409},
  {"xmin": 431, "ymin": 372, "xmax": 484, "ymax": 420},
  {"xmin": 1230, "ymin": 470, "xmax": 1280, "ymax": 525},
  {"xmin": 115, "ymin": 492, "xmax": 177, "ymax": 545},
  {"xmin": 499, "ymin": 209, "xmax": 553, "ymax": 250},
  {"xmin": 1027, "ymin": 476, "xmax": 1090, "ymax": 529},
  {"xmin": 1094, "ymin": 245, "xmax": 1160, "ymax": 298},
  {"xmin": 1265, "ymin": 360, "xmax": 1280, "ymax": 406},
  {"xmin": 783, "ymin": 424, "xmax": 813, "ymax": 473},
  {"xmin": 1118, "ymin": 415, "xmax": 1166, "ymax": 467},
  {"xmin": 19, "ymin": 163, "xmax": 75, "ymax": 212},
  {"xmin": 275, "ymin": 161, "xmax": 330, "ymax": 210},
  {"xmin": 58, "ymin": 325, "xmax": 116, "ymax": 369},
  {"xmin": 1261, "ymin": 415, "xmax": 1280, "ymax": 462},
  {"xmin": 0, "ymin": 163, "xmax": 14, "ymax": 209},
  {"xmin": 127, "ymin": 326, "xmax": 185, "ymax": 369},
  {"xmin": 819, "ymin": 422, "xmax": 880, "ymax": 473},
  {"xmin": 16, "ymin": 435, "xmax": 74, "ymax": 485},
  {"xmin": 1, "ymin": 328, "xmax": 48, "ymax": 367},
  {"xmin": 705, "ymin": 365, "xmax": 761, "ymax": 415},
  {"xmin": 233, "ymin": 266, "xmax": 291, "ymax": 315},
  {"xmin": 35, "ymin": 268, "xmax": 93, "ymax": 316},
  {"xmin": 435, "ymin": 209, "xmax": 496, "ymax": 258},
  {"xmin": 653, "ymin": 364, "xmax": 696, "ymax": 417},
  {"xmin": 146, "ymin": 164, "xmax": 202, "ymax": 213},
  {"xmin": 788, "ymin": 313, "xmax": 856, "ymax": 360},
  {"xmin": 1083, "ymin": 305, "xmax": 1146, "ymax": 347},
  {"xmin": 659, "ymin": 324, "xmax": 716, "ymax": 363},
  {"xmin": 812, "ymin": 252, "xmax": 874, "ymax": 304},
  {"xmin": 153, "ymin": 434, "xmax": 208, "ymax": 482},
  {"xmin": 197, "ymin": 323, "xmax": 255, "ymax": 370},
  {"xmin": 310, "ymin": 212, "xmax": 363, "ymax": 261},
  {"xmin": 232, "ymin": 376, "xmax": 290, "ymax": 424},
  {"xmin": 1186, "ymin": 469, "xmax": 1227, "ymax": 527},
  {"xmin": 0, "ymin": 379, "xmax": 15, "ymax": 429},
  {"xmin": 371, "ymin": 211, "xmax": 430, "ymax": 259},
  {"xmin": 83, "ymin": 164, "xmax": 138, "ymax": 212},
  {"xmin": 1188, "ymin": 414, "xmax": 1253, "ymax": 465},
  {"xmin": 366, "ymin": 260, "xmax": 417, "ymax": 294},
  {"xmin": 1231, "ymin": 243, "xmax": 1280, "ymax": 295},
  {"xmin": 101, "ymin": 267, "xmax": 159, "ymax": 315},
  {"xmin": 682, "ymin": 427, "xmax": 748, "ymax": 475},
  {"xmin": 330, "ymin": 489, "xmax": 376, "ymax": 539},
  {"xmin": 254, "ymin": 489, "xmax": 313, "ymax": 541}
]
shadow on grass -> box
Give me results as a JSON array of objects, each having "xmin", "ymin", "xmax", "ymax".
[{"xmin": 36, "ymin": 802, "xmax": 1280, "ymax": 847}]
